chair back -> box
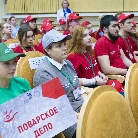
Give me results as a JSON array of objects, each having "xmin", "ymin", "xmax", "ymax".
[
  {"xmin": 125, "ymin": 63, "xmax": 138, "ymax": 127},
  {"xmin": 15, "ymin": 51, "xmax": 45, "ymax": 88},
  {"xmin": 77, "ymin": 85, "xmax": 138, "ymax": 138}
]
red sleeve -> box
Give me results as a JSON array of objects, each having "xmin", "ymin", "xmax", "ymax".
[
  {"xmin": 13, "ymin": 45, "xmax": 23, "ymax": 53},
  {"xmin": 67, "ymin": 54, "xmax": 81, "ymax": 76},
  {"xmin": 34, "ymin": 43, "xmax": 45, "ymax": 54},
  {"xmin": 94, "ymin": 38, "xmax": 109, "ymax": 56},
  {"xmin": 63, "ymin": 30, "xmax": 70, "ymax": 35}
]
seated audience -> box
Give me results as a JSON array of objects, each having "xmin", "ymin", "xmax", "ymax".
[
  {"xmin": 94, "ymin": 15, "xmax": 133, "ymax": 75},
  {"xmin": 117, "ymin": 13, "xmax": 137, "ymax": 63},
  {"xmin": 33, "ymin": 29, "xmax": 88, "ymax": 138}
]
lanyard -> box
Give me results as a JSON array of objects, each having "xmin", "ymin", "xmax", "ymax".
[
  {"xmin": 119, "ymin": 35, "xmax": 131, "ymax": 53},
  {"xmin": 82, "ymin": 52, "xmax": 95, "ymax": 75},
  {"xmin": 46, "ymin": 58, "xmax": 75, "ymax": 87},
  {"xmin": 60, "ymin": 69, "xmax": 75, "ymax": 87}
]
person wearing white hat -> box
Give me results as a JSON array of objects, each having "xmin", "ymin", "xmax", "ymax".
[{"xmin": 33, "ymin": 29, "xmax": 88, "ymax": 138}]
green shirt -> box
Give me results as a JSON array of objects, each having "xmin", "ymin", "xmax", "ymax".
[{"xmin": 0, "ymin": 77, "xmax": 31, "ymax": 104}]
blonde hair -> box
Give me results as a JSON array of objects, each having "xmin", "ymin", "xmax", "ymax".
[
  {"xmin": 0, "ymin": 23, "xmax": 11, "ymax": 36},
  {"xmin": 61, "ymin": 0, "xmax": 70, "ymax": 8},
  {"xmin": 67, "ymin": 25, "xmax": 93, "ymax": 55}
]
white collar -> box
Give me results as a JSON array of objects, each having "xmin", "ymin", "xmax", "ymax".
[{"xmin": 47, "ymin": 56, "xmax": 67, "ymax": 70}]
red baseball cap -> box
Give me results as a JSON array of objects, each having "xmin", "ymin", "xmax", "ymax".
[
  {"xmin": 81, "ymin": 20, "xmax": 91, "ymax": 26},
  {"xmin": 132, "ymin": 21, "xmax": 138, "ymax": 27},
  {"xmin": 43, "ymin": 18, "xmax": 54, "ymax": 23},
  {"xmin": 67, "ymin": 13, "xmax": 82, "ymax": 22},
  {"xmin": 23, "ymin": 15, "xmax": 37, "ymax": 23},
  {"xmin": 118, "ymin": 13, "xmax": 134, "ymax": 23},
  {"xmin": 59, "ymin": 19, "xmax": 66, "ymax": 25},
  {"xmin": 40, "ymin": 22, "xmax": 53, "ymax": 33}
]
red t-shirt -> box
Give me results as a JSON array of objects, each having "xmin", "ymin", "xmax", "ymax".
[
  {"xmin": 13, "ymin": 45, "xmax": 45, "ymax": 54},
  {"xmin": 94, "ymin": 36, "xmax": 126, "ymax": 69},
  {"xmin": 2, "ymin": 38, "xmax": 7, "ymax": 42},
  {"xmin": 63, "ymin": 29, "xmax": 70, "ymax": 35},
  {"xmin": 91, "ymin": 28, "xmax": 102, "ymax": 40},
  {"xmin": 13, "ymin": 44, "xmax": 45, "ymax": 62},
  {"xmin": 67, "ymin": 52, "xmax": 99, "ymax": 79},
  {"xmin": 117, "ymin": 36, "xmax": 136, "ymax": 63}
]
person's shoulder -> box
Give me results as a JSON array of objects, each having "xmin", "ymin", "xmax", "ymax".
[
  {"xmin": 96, "ymin": 36, "xmax": 107, "ymax": 43},
  {"xmin": 63, "ymin": 29, "xmax": 70, "ymax": 35},
  {"xmin": 117, "ymin": 36, "xmax": 126, "ymax": 45},
  {"xmin": 35, "ymin": 57, "xmax": 50, "ymax": 71},
  {"xmin": 67, "ymin": 53, "xmax": 78, "ymax": 58},
  {"xmin": 65, "ymin": 59, "xmax": 75, "ymax": 69},
  {"xmin": 13, "ymin": 45, "xmax": 23, "ymax": 53},
  {"xmin": 11, "ymin": 76, "xmax": 29, "ymax": 84},
  {"xmin": 95, "ymin": 36, "xmax": 107, "ymax": 48}
]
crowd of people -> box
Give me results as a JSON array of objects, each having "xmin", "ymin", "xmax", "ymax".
[{"xmin": 0, "ymin": 0, "xmax": 138, "ymax": 137}]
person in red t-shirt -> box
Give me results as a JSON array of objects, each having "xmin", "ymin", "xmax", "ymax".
[
  {"xmin": 81, "ymin": 20, "xmax": 97, "ymax": 49},
  {"xmin": 63, "ymin": 13, "xmax": 82, "ymax": 35},
  {"xmin": 23, "ymin": 15, "xmax": 39, "ymax": 35},
  {"xmin": 127, "ymin": 21, "xmax": 138, "ymax": 61},
  {"xmin": 94, "ymin": 15, "xmax": 133, "ymax": 75},
  {"xmin": 67, "ymin": 25, "xmax": 108, "ymax": 87},
  {"xmin": 13, "ymin": 24, "xmax": 44, "ymax": 62},
  {"xmin": 117, "ymin": 13, "xmax": 137, "ymax": 63}
]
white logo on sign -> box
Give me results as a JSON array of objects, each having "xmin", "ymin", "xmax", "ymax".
[{"xmin": 5, "ymin": 48, "xmax": 11, "ymax": 53}]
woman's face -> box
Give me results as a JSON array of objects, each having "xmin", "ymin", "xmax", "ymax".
[
  {"xmin": 10, "ymin": 18, "xmax": 17, "ymax": 26},
  {"xmin": 46, "ymin": 41, "xmax": 67, "ymax": 63},
  {"xmin": 2, "ymin": 23, "xmax": 12, "ymax": 35},
  {"xmin": 22, "ymin": 31, "xmax": 34, "ymax": 46},
  {"xmin": 62, "ymin": 0, "xmax": 69, "ymax": 8},
  {"xmin": 0, "ymin": 58, "xmax": 16, "ymax": 79},
  {"xmin": 83, "ymin": 28, "xmax": 92, "ymax": 47},
  {"xmin": 87, "ymin": 23, "xmax": 93, "ymax": 34},
  {"xmin": 28, "ymin": 20, "xmax": 37, "ymax": 30},
  {"xmin": 131, "ymin": 26, "xmax": 137, "ymax": 34}
]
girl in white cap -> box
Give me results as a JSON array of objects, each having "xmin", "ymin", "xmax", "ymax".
[{"xmin": 33, "ymin": 29, "xmax": 88, "ymax": 138}]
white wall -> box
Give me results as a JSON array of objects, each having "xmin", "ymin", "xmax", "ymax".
[{"xmin": 0, "ymin": 0, "xmax": 6, "ymax": 23}]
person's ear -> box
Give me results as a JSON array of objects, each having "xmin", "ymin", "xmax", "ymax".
[
  {"xmin": 119, "ymin": 23, "xmax": 123, "ymax": 29},
  {"xmin": 103, "ymin": 27, "xmax": 108, "ymax": 33}
]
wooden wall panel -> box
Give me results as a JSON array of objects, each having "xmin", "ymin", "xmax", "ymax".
[
  {"xmin": 124, "ymin": 0, "xmax": 138, "ymax": 12},
  {"xmin": 5, "ymin": 0, "xmax": 138, "ymax": 14},
  {"xmin": 69, "ymin": 0, "xmax": 123, "ymax": 12}
]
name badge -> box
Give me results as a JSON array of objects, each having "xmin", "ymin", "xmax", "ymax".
[{"xmin": 73, "ymin": 87, "xmax": 81, "ymax": 100}]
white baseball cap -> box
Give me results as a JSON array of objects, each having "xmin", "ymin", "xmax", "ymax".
[{"xmin": 42, "ymin": 29, "xmax": 71, "ymax": 49}]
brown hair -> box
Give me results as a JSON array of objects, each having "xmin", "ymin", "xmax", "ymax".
[
  {"xmin": 25, "ymin": 19, "xmax": 38, "ymax": 35},
  {"xmin": 18, "ymin": 24, "xmax": 33, "ymax": 46},
  {"xmin": 9, "ymin": 16, "xmax": 15, "ymax": 21},
  {"xmin": 61, "ymin": 0, "xmax": 70, "ymax": 8},
  {"xmin": 67, "ymin": 25, "xmax": 93, "ymax": 55}
]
